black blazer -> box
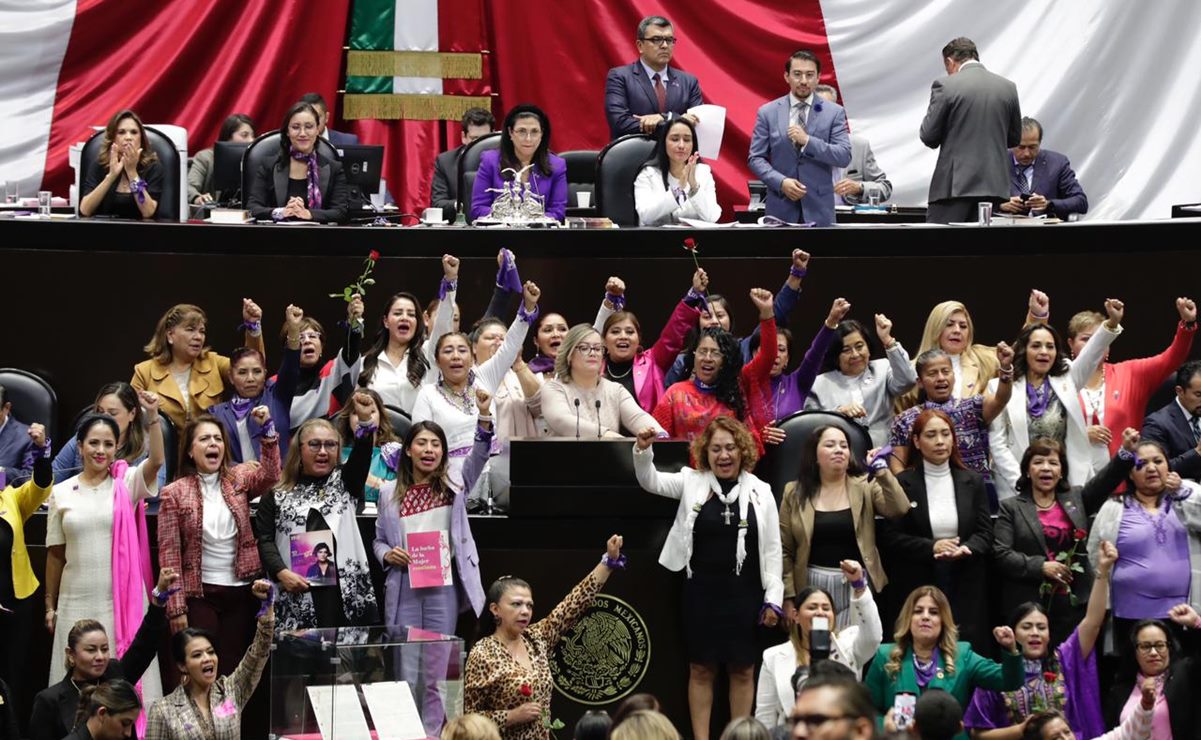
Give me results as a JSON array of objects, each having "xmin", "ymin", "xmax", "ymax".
[
  {"xmin": 28, "ymin": 603, "xmax": 166, "ymax": 740},
  {"xmin": 993, "ymin": 454, "xmax": 1131, "ymax": 623},
  {"xmin": 1140, "ymin": 401, "xmax": 1201, "ymax": 479},
  {"xmin": 430, "ymin": 145, "xmax": 464, "ymax": 222},
  {"xmin": 246, "ymin": 154, "xmax": 348, "ymax": 223},
  {"xmin": 879, "ymin": 463, "xmax": 993, "ymax": 644},
  {"xmin": 0, "ymin": 678, "xmax": 18, "ymax": 740},
  {"xmin": 1105, "ymin": 628, "xmax": 1200, "ymax": 740}
]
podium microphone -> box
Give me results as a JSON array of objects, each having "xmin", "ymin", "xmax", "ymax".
[
  {"xmin": 574, "ymin": 398, "xmax": 581, "ymax": 439},
  {"xmin": 595, "ymin": 399, "xmax": 602, "ymax": 438}
]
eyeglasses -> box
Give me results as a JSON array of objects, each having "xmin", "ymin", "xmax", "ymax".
[
  {"xmin": 289, "ymin": 122, "xmax": 318, "ymax": 134},
  {"xmin": 789, "ymin": 713, "xmax": 852, "ymax": 730},
  {"xmin": 575, "ymin": 344, "xmax": 604, "ymax": 356},
  {"xmin": 1136, "ymin": 641, "xmax": 1169, "ymax": 654},
  {"xmin": 305, "ymin": 440, "xmax": 341, "ymax": 452},
  {"xmin": 298, "ymin": 331, "xmax": 322, "ymax": 341},
  {"xmin": 511, "ymin": 128, "xmax": 542, "ymax": 140},
  {"xmin": 640, "ymin": 36, "xmax": 677, "ymax": 47},
  {"xmin": 695, "ymin": 348, "xmax": 724, "ymax": 359}
]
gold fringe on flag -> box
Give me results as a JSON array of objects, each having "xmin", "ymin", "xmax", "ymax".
[
  {"xmin": 344, "ymin": 94, "xmax": 493, "ymax": 121},
  {"xmin": 347, "ymin": 51, "xmax": 483, "ymax": 79}
]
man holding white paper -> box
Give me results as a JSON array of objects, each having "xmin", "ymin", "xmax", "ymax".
[
  {"xmin": 604, "ymin": 15, "xmax": 704, "ymax": 139},
  {"xmin": 748, "ymin": 50, "xmax": 851, "ymax": 227}
]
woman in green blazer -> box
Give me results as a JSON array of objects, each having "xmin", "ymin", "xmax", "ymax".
[{"xmin": 865, "ymin": 585, "xmax": 1023, "ymax": 737}]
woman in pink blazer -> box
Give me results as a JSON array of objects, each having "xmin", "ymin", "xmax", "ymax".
[{"xmin": 593, "ymin": 269, "xmax": 705, "ymax": 411}]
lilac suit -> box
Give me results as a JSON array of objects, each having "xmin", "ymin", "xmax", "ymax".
[{"xmin": 469, "ymin": 149, "xmax": 568, "ymax": 221}]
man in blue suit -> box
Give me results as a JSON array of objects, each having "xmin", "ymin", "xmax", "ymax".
[
  {"xmin": 604, "ymin": 15, "xmax": 703, "ymax": 139},
  {"xmin": 748, "ymin": 50, "xmax": 851, "ymax": 227},
  {"xmin": 1141, "ymin": 360, "xmax": 1201, "ymax": 480},
  {"xmin": 999, "ymin": 117, "xmax": 1088, "ymax": 219},
  {"xmin": 301, "ymin": 92, "xmax": 360, "ymax": 147}
]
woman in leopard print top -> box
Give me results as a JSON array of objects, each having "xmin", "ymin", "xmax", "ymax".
[{"xmin": 464, "ymin": 535, "xmax": 625, "ymax": 739}]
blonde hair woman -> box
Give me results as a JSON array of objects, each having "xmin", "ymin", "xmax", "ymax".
[
  {"xmin": 610, "ymin": 710, "xmax": 680, "ymax": 740},
  {"xmin": 864, "ymin": 585, "xmax": 1023, "ymax": 719},
  {"xmin": 441, "ymin": 714, "xmax": 502, "ymax": 740}
]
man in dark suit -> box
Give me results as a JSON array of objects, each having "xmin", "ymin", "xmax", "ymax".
[
  {"xmin": 920, "ymin": 37, "xmax": 1022, "ymax": 224},
  {"xmin": 604, "ymin": 15, "xmax": 703, "ymax": 139},
  {"xmin": 1141, "ymin": 360, "xmax": 1201, "ymax": 479},
  {"xmin": 430, "ymin": 107, "xmax": 495, "ymax": 221},
  {"xmin": 747, "ymin": 50, "xmax": 851, "ymax": 227},
  {"xmin": 301, "ymin": 92, "xmax": 360, "ymax": 147},
  {"xmin": 0, "ymin": 384, "xmax": 32, "ymax": 487},
  {"xmin": 999, "ymin": 116, "xmax": 1088, "ymax": 219}
]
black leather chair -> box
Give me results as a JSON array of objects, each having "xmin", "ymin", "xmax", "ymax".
[
  {"xmin": 384, "ymin": 405, "xmax": 412, "ymax": 442},
  {"xmin": 0, "ymin": 368, "xmax": 58, "ymax": 447},
  {"xmin": 594, "ymin": 134, "xmax": 655, "ymax": 226},
  {"xmin": 240, "ymin": 131, "xmax": 340, "ymax": 209},
  {"xmin": 756, "ymin": 410, "xmax": 873, "ymax": 502},
  {"xmin": 559, "ymin": 150, "xmax": 599, "ymax": 207},
  {"xmin": 78, "ymin": 126, "xmax": 182, "ymax": 221},
  {"xmin": 457, "ymin": 132, "xmax": 501, "ymax": 224}
]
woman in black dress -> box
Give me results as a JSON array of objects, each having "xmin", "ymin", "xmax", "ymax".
[
  {"xmin": 79, "ymin": 109, "xmax": 162, "ymax": 220},
  {"xmin": 632, "ymin": 417, "xmax": 782, "ymax": 740}
]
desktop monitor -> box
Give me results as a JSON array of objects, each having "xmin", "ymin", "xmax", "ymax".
[
  {"xmin": 212, "ymin": 141, "xmax": 250, "ymax": 205},
  {"xmin": 338, "ymin": 145, "xmax": 384, "ymax": 196}
]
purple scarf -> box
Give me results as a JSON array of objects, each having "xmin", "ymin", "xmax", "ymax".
[
  {"xmin": 289, "ymin": 146, "xmax": 323, "ymax": 210},
  {"xmin": 229, "ymin": 396, "xmax": 255, "ymax": 421},
  {"xmin": 528, "ymin": 354, "xmax": 555, "ymax": 375},
  {"xmin": 913, "ymin": 647, "xmax": 942, "ymax": 687}
]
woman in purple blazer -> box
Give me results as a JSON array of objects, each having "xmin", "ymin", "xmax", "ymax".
[
  {"xmin": 373, "ymin": 399, "xmax": 491, "ymax": 736},
  {"xmin": 469, "ymin": 104, "xmax": 568, "ymax": 221}
]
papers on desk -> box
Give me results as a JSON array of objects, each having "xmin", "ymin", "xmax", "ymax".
[
  {"xmin": 687, "ymin": 104, "xmax": 726, "ymax": 159},
  {"xmin": 305, "ymin": 682, "xmax": 426, "ymax": 740}
]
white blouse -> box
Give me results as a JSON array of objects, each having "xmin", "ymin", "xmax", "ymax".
[
  {"xmin": 369, "ymin": 284, "xmax": 457, "ymax": 414},
  {"xmin": 634, "ymin": 163, "xmax": 721, "ymax": 226}
]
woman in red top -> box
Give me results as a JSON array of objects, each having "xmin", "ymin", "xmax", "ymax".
[
  {"xmin": 1066, "ymin": 296, "xmax": 1196, "ymax": 456},
  {"xmin": 653, "ymin": 288, "xmax": 777, "ymax": 454}
]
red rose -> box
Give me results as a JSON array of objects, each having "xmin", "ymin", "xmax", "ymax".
[
  {"xmin": 1073, "ymin": 528, "xmax": 1087, "ymax": 541},
  {"xmin": 682, "ymin": 238, "xmax": 697, "ymax": 252},
  {"xmin": 520, "ymin": 683, "xmax": 532, "ymax": 697},
  {"xmin": 368, "ymin": 250, "xmax": 381, "ymax": 261},
  {"xmin": 1043, "ymin": 671, "xmax": 1057, "ymax": 683}
]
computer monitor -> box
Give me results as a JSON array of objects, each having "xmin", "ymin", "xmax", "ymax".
[
  {"xmin": 212, "ymin": 141, "xmax": 250, "ymax": 205},
  {"xmin": 337, "ymin": 145, "xmax": 384, "ymax": 196}
]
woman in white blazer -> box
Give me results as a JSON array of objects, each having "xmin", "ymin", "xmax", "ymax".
[
  {"xmin": 754, "ymin": 560, "xmax": 882, "ymax": 728},
  {"xmin": 988, "ymin": 300, "xmax": 1123, "ymax": 500},
  {"xmin": 632, "ymin": 416, "xmax": 782, "ymax": 740},
  {"xmin": 634, "ymin": 119, "xmax": 721, "ymax": 226}
]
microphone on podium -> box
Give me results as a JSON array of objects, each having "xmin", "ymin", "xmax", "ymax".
[
  {"xmin": 595, "ymin": 399, "xmax": 602, "ymax": 438},
  {"xmin": 574, "ymin": 398, "xmax": 581, "ymax": 439}
]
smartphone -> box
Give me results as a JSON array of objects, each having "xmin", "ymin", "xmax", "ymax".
[
  {"xmin": 1019, "ymin": 193, "xmax": 1031, "ymax": 203},
  {"xmin": 893, "ymin": 692, "xmax": 917, "ymax": 731}
]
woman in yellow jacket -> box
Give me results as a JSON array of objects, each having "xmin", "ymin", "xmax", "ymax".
[
  {"xmin": 132, "ymin": 300, "xmax": 265, "ymax": 430},
  {"xmin": 0, "ymin": 422, "xmax": 51, "ymax": 692}
]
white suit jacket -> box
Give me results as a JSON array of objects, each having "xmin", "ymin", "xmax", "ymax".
[
  {"xmin": 988, "ymin": 323, "xmax": 1121, "ymax": 500},
  {"xmin": 632, "ymin": 445, "xmax": 783, "ymax": 606}
]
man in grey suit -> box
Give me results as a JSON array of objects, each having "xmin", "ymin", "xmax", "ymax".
[
  {"xmin": 920, "ymin": 37, "xmax": 1021, "ymax": 224},
  {"xmin": 430, "ymin": 107, "xmax": 495, "ymax": 221},
  {"xmin": 748, "ymin": 50, "xmax": 851, "ymax": 227},
  {"xmin": 604, "ymin": 15, "xmax": 703, "ymax": 139},
  {"xmin": 815, "ymin": 84, "xmax": 892, "ymax": 205}
]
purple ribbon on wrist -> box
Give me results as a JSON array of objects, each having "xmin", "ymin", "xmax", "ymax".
[
  {"xmin": 760, "ymin": 603, "xmax": 784, "ymax": 622},
  {"xmin": 867, "ymin": 445, "xmax": 892, "ymax": 477},
  {"xmin": 496, "ymin": 248, "xmax": 523, "ymax": 293},
  {"xmin": 261, "ymin": 419, "xmax": 277, "ymax": 439},
  {"xmin": 380, "ymin": 442, "xmax": 403, "ymax": 471},
  {"xmin": 602, "ymin": 553, "xmax": 628, "ymax": 570},
  {"xmin": 527, "ymin": 354, "xmax": 554, "ymax": 374},
  {"xmin": 130, "ymin": 177, "xmax": 147, "ymax": 205},
  {"xmin": 354, "ymin": 422, "xmax": 378, "ymax": 440},
  {"xmin": 255, "ymin": 583, "xmax": 276, "ymax": 618},
  {"xmin": 850, "ymin": 577, "xmax": 867, "ymax": 591},
  {"xmin": 605, "ymin": 292, "xmax": 627, "ymax": 312},
  {"xmin": 517, "ymin": 302, "xmax": 540, "ymax": 324},
  {"xmin": 790, "ymin": 266, "xmax": 808, "ymax": 279},
  {"xmin": 154, "ymin": 586, "xmax": 182, "ymax": 606},
  {"xmin": 271, "ymin": 207, "xmax": 286, "ymax": 222},
  {"xmin": 240, "ymin": 320, "xmax": 262, "ymax": 334},
  {"xmin": 439, "ymin": 277, "xmax": 458, "ymax": 301}
]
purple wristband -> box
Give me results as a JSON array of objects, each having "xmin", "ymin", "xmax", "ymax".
[
  {"xmin": 760, "ymin": 603, "xmax": 784, "ymax": 622},
  {"xmin": 261, "ymin": 420, "xmax": 277, "ymax": 439},
  {"xmin": 517, "ymin": 302, "xmax": 540, "ymax": 324},
  {"xmin": 438, "ymin": 277, "xmax": 458, "ymax": 301},
  {"xmin": 602, "ymin": 553, "xmax": 628, "ymax": 570},
  {"xmin": 789, "ymin": 266, "xmax": 808, "ymax": 279},
  {"xmin": 605, "ymin": 292, "xmax": 627, "ymax": 312},
  {"xmin": 683, "ymin": 287, "xmax": 707, "ymax": 307},
  {"xmin": 354, "ymin": 422, "xmax": 378, "ymax": 440},
  {"xmin": 241, "ymin": 320, "xmax": 262, "ymax": 334},
  {"xmin": 255, "ymin": 583, "xmax": 276, "ymax": 618},
  {"xmin": 130, "ymin": 177, "xmax": 147, "ymax": 205},
  {"xmin": 851, "ymin": 577, "xmax": 867, "ymax": 591}
]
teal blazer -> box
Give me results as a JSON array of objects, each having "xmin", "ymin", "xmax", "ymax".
[{"xmin": 865, "ymin": 641, "xmax": 1023, "ymax": 739}]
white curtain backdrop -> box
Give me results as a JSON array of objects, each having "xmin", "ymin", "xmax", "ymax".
[{"xmin": 823, "ymin": 0, "xmax": 1201, "ymax": 220}]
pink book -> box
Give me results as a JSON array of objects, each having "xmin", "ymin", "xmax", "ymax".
[{"xmin": 406, "ymin": 530, "xmax": 453, "ymax": 589}]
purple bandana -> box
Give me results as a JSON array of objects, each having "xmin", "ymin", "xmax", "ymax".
[
  {"xmin": 528, "ymin": 354, "xmax": 555, "ymax": 375},
  {"xmin": 496, "ymin": 248, "xmax": 523, "ymax": 293},
  {"xmin": 229, "ymin": 396, "xmax": 255, "ymax": 422},
  {"xmin": 289, "ymin": 146, "xmax": 323, "ymax": 210},
  {"xmin": 914, "ymin": 647, "xmax": 942, "ymax": 687}
]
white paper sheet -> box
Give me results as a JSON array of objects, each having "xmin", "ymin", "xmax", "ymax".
[
  {"xmin": 306, "ymin": 684, "xmax": 372, "ymax": 740},
  {"xmin": 686, "ymin": 104, "xmax": 726, "ymax": 160},
  {"xmin": 362, "ymin": 682, "xmax": 427, "ymax": 740}
]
